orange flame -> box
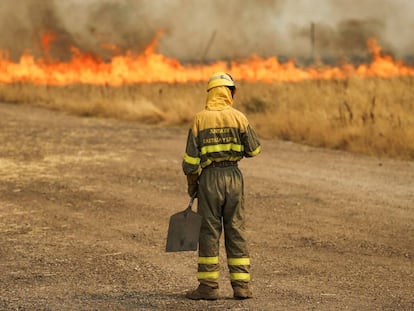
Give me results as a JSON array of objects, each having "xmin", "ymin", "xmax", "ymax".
[
  {"xmin": 0, "ymin": 34, "xmax": 413, "ymax": 86},
  {"xmin": 41, "ymin": 32, "xmax": 56, "ymax": 52}
]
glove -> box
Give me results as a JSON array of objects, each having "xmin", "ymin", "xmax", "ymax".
[{"xmin": 186, "ymin": 173, "xmax": 199, "ymax": 197}]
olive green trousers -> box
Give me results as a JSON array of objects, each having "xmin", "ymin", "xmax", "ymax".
[{"xmin": 196, "ymin": 166, "xmax": 251, "ymax": 288}]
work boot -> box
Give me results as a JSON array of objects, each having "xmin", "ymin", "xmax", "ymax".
[
  {"xmin": 185, "ymin": 284, "xmax": 219, "ymax": 300},
  {"xmin": 233, "ymin": 286, "xmax": 253, "ymax": 300}
]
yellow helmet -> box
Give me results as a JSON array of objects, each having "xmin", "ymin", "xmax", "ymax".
[{"xmin": 207, "ymin": 72, "xmax": 235, "ymax": 91}]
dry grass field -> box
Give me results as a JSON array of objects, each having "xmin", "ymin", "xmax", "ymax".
[{"xmin": 1, "ymin": 77, "xmax": 413, "ymax": 160}]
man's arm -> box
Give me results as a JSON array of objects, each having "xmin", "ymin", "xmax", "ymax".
[{"xmin": 242, "ymin": 125, "xmax": 261, "ymax": 158}]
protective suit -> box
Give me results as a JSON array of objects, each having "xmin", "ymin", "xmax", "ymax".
[{"xmin": 182, "ymin": 72, "xmax": 261, "ymax": 300}]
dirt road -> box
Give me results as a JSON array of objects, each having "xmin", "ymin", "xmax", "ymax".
[{"xmin": 0, "ymin": 102, "xmax": 413, "ymax": 310}]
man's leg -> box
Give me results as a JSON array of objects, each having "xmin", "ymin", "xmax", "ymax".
[
  {"xmin": 223, "ymin": 168, "xmax": 253, "ymax": 299},
  {"xmin": 186, "ymin": 168, "xmax": 224, "ymax": 300}
]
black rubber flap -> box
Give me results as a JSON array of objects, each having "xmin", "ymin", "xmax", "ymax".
[{"xmin": 165, "ymin": 208, "xmax": 202, "ymax": 252}]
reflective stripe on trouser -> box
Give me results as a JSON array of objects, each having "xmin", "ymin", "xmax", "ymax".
[
  {"xmin": 197, "ymin": 166, "xmax": 250, "ymax": 288},
  {"xmin": 197, "ymin": 256, "xmax": 220, "ymax": 288},
  {"xmin": 228, "ymin": 257, "xmax": 251, "ymax": 285}
]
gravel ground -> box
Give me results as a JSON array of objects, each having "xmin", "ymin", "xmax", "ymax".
[{"xmin": 0, "ymin": 102, "xmax": 413, "ymax": 310}]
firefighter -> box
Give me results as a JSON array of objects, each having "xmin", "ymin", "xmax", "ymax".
[{"xmin": 182, "ymin": 72, "xmax": 261, "ymax": 300}]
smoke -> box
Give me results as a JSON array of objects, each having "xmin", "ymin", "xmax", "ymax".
[{"xmin": 0, "ymin": 0, "xmax": 413, "ymax": 62}]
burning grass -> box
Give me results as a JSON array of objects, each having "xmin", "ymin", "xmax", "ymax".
[{"xmin": 1, "ymin": 77, "xmax": 413, "ymax": 160}]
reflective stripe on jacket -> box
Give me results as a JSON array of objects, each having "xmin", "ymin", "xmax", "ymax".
[{"xmin": 183, "ymin": 86, "xmax": 261, "ymax": 175}]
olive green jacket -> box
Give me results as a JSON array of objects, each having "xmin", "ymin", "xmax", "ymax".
[{"xmin": 183, "ymin": 86, "xmax": 261, "ymax": 175}]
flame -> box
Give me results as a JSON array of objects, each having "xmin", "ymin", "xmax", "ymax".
[{"xmin": 0, "ymin": 34, "xmax": 413, "ymax": 86}]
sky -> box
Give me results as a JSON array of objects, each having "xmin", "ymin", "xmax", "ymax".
[{"xmin": 0, "ymin": 0, "xmax": 413, "ymax": 62}]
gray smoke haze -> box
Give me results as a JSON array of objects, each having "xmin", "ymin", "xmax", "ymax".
[{"xmin": 0, "ymin": 0, "xmax": 413, "ymax": 62}]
